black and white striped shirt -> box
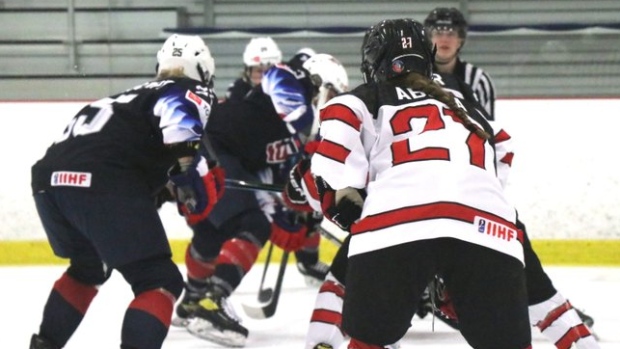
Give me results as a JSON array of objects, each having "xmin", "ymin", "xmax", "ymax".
[{"xmin": 453, "ymin": 58, "xmax": 496, "ymax": 120}]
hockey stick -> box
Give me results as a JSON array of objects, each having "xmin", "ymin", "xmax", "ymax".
[
  {"xmin": 317, "ymin": 225, "xmax": 343, "ymax": 247},
  {"xmin": 225, "ymin": 178, "xmax": 284, "ymax": 193},
  {"xmin": 257, "ymin": 242, "xmax": 275, "ymax": 302},
  {"xmin": 242, "ymin": 250, "xmax": 290, "ymax": 319}
]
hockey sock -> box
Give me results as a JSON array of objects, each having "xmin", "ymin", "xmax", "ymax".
[
  {"xmin": 306, "ymin": 275, "xmax": 347, "ymax": 349},
  {"xmin": 185, "ymin": 243, "xmax": 216, "ymax": 284},
  {"xmin": 121, "ymin": 288, "xmax": 175, "ymax": 349},
  {"xmin": 530, "ymin": 292, "xmax": 599, "ymax": 349},
  {"xmin": 39, "ymin": 272, "xmax": 98, "ymax": 348},
  {"xmin": 212, "ymin": 237, "xmax": 262, "ymax": 293},
  {"xmin": 296, "ymin": 231, "xmax": 321, "ymax": 265}
]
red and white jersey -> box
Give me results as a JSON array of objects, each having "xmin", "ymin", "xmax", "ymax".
[{"xmin": 311, "ymin": 81, "xmax": 523, "ymax": 264}]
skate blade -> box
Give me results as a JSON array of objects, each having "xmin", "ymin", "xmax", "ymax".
[{"xmin": 186, "ymin": 318, "xmax": 247, "ymax": 347}]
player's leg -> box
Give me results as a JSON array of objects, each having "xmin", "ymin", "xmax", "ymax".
[
  {"xmin": 520, "ymin": 220, "xmax": 600, "ymax": 349},
  {"xmin": 185, "ymin": 209, "xmax": 269, "ymax": 347},
  {"xmin": 296, "ymin": 231, "xmax": 330, "ymax": 285},
  {"xmin": 343, "ymin": 240, "xmax": 437, "ymax": 347},
  {"xmin": 171, "ymin": 218, "xmax": 226, "ymax": 327},
  {"xmin": 446, "ymin": 239, "xmax": 531, "ymax": 349},
  {"xmin": 88, "ymin": 193, "xmax": 183, "ymax": 349},
  {"xmin": 30, "ymin": 191, "xmax": 111, "ymax": 349},
  {"xmin": 305, "ymin": 235, "xmax": 349, "ymax": 349}
]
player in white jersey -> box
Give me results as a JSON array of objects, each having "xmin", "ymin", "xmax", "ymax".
[
  {"xmin": 422, "ymin": 8, "xmax": 599, "ymax": 349},
  {"xmin": 287, "ymin": 21, "xmax": 598, "ymax": 349},
  {"xmin": 308, "ymin": 19, "xmax": 531, "ymax": 349}
]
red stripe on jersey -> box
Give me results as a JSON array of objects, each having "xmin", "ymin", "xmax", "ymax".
[
  {"xmin": 500, "ymin": 152, "xmax": 514, "ymax": 166},
  {"xmin": 555, "ymin": 324, "xmax": 593, "ymax": 349},
  {"xmin": 319, "ymin": 280, "xmax": 345, "ymax": 298},
  {"xmin": 310, "ymin": 308, "xmax": 343, "ymax": 327},
  {"xmin": 316, "ymin": 139, "xmax": 351, "ymax": 164},
  {"xmin": 537, "ymin": 301, "xmax": 572, "ymax": 331},
  {"xmin": 351, "ymin": 201, "xmax": 522, "ymax": 243},
  {"xmin": 494, "ymin": 129, "xmax": 512, "ymax": 143},
  {"xmin": 53, "ymin": 272, "xmax": 98, "ymax": 315},
  {"xmin": 216, "ymin": 238, "xmax": 261, "ymax": 272},
  {"xmin": 128, "ymin": 289, "xmax": 175, "ymax": 327},
  {"xmin": 320, "ymin": 103, "xmax": 361, "ymax": 130}
]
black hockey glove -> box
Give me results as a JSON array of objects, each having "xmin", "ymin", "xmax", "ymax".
[{"xmin": 315, "ymin": 176, "xmax": 365, "ymax": 232}]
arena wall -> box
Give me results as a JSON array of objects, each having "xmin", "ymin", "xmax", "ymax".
[{"xmin": 1, "ymin": 99, "xmax": 618, "ymax": 265}]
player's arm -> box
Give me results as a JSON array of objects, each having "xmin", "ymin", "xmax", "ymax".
[
  {"xmin": 155, "ymin": 85, "xmax": 225, "ymax": 223},
  {"xmin": 489, "ymin": 120, "xmax": 514, "ymax": 190},
  {"xmin": 311, "ymin": 94, "xmax": 369, "ymax": 231}
]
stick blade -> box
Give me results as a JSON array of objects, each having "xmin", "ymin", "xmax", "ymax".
[{"xmin": 241, "ymin": 300, "xmax": 277, "ymax": 319}]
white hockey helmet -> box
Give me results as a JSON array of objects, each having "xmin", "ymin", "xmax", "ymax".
[
  {"xmin": 303, "ymin": 53, "xmax": 349, "ymax": 96},
  {"xmin": 243, "ymin": 37, "xmax": 282, "ymax": 67},
  {"xmin": 157, "ymin": 34, "xmax": 215, "ymax": 85}
]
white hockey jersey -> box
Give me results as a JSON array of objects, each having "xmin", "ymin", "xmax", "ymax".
[{"xmin": 311, "ymin": 81, "xmax": 524, "ymax": 264}]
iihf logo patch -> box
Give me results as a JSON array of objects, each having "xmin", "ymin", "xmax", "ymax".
[
  {"xmin": 392, "ymin": 60, "xmax": 404, "ymax": 74},
  {"xmin": 474, "ymin": 216, "xmax": 517, "ymax": 242}
]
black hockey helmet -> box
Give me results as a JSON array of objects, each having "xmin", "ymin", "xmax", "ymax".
[
  {"xmin": 360, "ymin": 25, "xmax": 374, "ymax": 83},
  {"xmin": 361, "ymin": 18, "xmax": 435, "ymax": 83},
  {"xmin": 424, "ymin": 7, "xmax": 468, "ymax": 40}
]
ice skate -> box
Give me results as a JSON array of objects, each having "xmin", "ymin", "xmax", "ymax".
[
  {"xmin": 297, "ymin": 260, "xmax": 329, "ymax": 287},
  {"xmin": 312, "ymin": 343, "xmax": 333, "ymax": 349},
  {"xmin": 171, "ymin": 286, "xmax": 207, "ymax": 327},
  {"xmin": 186, "ymin": 287, "xmax": 249, "ymax": 347}
]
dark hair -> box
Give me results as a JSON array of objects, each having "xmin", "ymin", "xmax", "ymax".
[{"xmin": 392, "ymin": 72, "xmax": 490, "ymax": 140}]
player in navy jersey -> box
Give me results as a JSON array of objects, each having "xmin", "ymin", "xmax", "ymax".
[
  {"xmin": 170, "ymin": 53, "xmax": 348, "ymax": 347},
  {"xmin": 28, "ymin": 34, "xmax": 223, "ymax": 349},
  {"xmin": 167, "ymin": 54, "xmax": 340, "ymax": 347},
  {"xmin": 224, "ymin": 36, "xmax": 282, "ymax": 102}
]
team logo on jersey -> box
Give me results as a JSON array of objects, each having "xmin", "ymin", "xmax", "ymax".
[
  {"xmin": 266, "ymin": 137, "xmax": 300, "ymax": 164},
  {"xmin": 392, "ymin": 60, "xmax": 404, "ymax": 74},
  {"xmin": 51, "ymin": 171, "xmax": 92, "ymax": 188},
  {"xmin": 474, "ymin": 216, "xmax": 518, "ymax": 241}
]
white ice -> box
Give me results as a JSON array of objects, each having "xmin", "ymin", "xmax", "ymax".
[{"xmin": 2, "ymin": 264, "xmax": 618, "ymax": 348}]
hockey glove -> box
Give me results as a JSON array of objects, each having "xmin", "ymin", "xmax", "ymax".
[
  {"xmin": 281, "ymin": 140, "xmax": 321, "ymax": 212},
  {"xmin": 168, "ymin": 155, "xmax": 225, "ymax": 225},
  {"xmin": 316, "ymin": 177, "xmax": 365, "ymax": 232},
  {"xmin": 282, "ymin": 158, "xmax": 314, "ymax": 212},
  {"xmin": 270, "ymin": 205, "xmax": 308, "ymax": 252}
]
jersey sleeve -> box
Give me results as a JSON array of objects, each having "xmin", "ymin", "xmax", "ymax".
[
  {"xmin": 490, "ymin": 120, "xmax": 514, "ymax": 189},
  {"xmin": 154, "ymin": 83, "xmax": 215, "ymax": 144},
  {"xmin": 261, "ymin": 64, "xmax": 314, "ymax": 134},
  {"xmin": 311, "ymin": 94, "xmax": 370, "ymax": 190}
]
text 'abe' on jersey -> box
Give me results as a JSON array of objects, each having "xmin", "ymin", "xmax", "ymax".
[{"xmin": 31, "ymin": 77, "xmax": 216, "ymax": 195}]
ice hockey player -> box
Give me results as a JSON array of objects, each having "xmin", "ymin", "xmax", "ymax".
[
  {"xmin": 225, "ymin": 36, "xmax": 282, "ymax": 102},
  {"xmin": 29, "ymin": 34, "xmax": 223, "ymax": 349},
  {"xmin": 170, "ymin": 53, "xmax": 348, "ymax": 347}
]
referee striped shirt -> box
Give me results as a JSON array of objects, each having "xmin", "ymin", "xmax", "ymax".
[{"xmin": 453, "ymin": 58, "xmax": 496, "ymax": 120}]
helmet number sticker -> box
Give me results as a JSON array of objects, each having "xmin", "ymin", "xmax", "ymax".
[{"xmin": 402, "ymin": 37, "xmax": 413, "ymax": 49}]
